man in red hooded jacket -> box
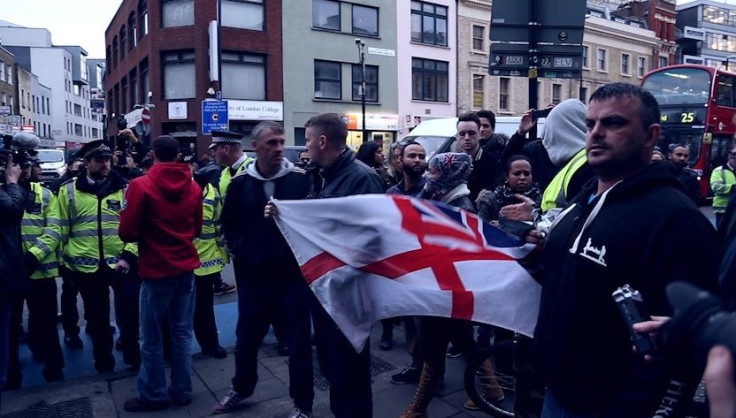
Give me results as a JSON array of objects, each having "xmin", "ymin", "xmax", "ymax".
[{"xmin": 118, "ymin": 135, "xmax": 203, "ymax": 412}]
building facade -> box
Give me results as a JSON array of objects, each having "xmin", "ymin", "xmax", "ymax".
[
  {"xmin": 105, "ymin": 0, "xmax": 283, "ymax": 157},
  {"xmin": 459, "ymin": 0, "xmax": 657, "ymax": 115},
  {"xmin": 0, "ymin": 47, "xmax": 15, "ymax": 135},
  {"xmin": 612, "ymin": 0, "xmax": 678, "ymax": 69},
  {"xmin": 282, "ymin": 0, "xmax": 399, "ymax": 149},
  {"xmin": 676, "ymin": 0, "xmax": 736, "ymax": 71},
  {"xmin": 398, "ymin": 0, "xmax": 456, "ymax": 139}
]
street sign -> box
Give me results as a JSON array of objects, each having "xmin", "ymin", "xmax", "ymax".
[
  {"xmin": 202, "ymin": 100, "xmax": 229, "ymax": 135},
  {"xmin": 141, "ymin": 107, "xmax": 151, "ymax": 124},
  {"xmin": 489, "ymin": 0, "xmax": 586, "ymax": 78},
  {"xmin": 0, "ymin": 106, "xmax": 10, "ymax": 115}
]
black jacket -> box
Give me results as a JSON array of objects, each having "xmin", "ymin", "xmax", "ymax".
[
  {"xmin": 534, "ymin": 163, "xmax": 718, "ymax": 415},
  {"xmin": 502, "ymin": 133, "xmax": 558, "ymax": 191},
  {"xmin": 0, "ymin": 183, "xmax": 28, "ymax": 296},
  {"xmin": 317, "ymin": 149, "xmax": 385, "ymax": 198},
  {"xmin": 221, "ymin": 164, "xmax": 312, "ymax": 281},
  {"xmin": 467, "ymin": 148, "xmax": 501, "ymax": 202}
]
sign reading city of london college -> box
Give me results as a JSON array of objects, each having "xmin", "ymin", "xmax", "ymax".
[{"xmin": 227, "ymin": 100, "xmax": 283, "ymax": 121}]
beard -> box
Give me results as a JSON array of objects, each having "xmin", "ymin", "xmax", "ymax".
[{"xmin": 402, "ymin": 163, "xmax": 425, "ymax": 180}]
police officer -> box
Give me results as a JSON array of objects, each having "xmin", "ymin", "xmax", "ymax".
[
  {"xmin": 21, "ymin": 163, "xmax": 65, "ymax": 383},
  {"xmin": 54, "ymin": 140, "xmax": 138, "ymax": 373},
  {"xmin": 711, "ymin": 144, "xmax": 736, "ymax": 228}
]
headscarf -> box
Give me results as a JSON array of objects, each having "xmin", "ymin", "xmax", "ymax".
[
  {"xmin": 542, "ymin": 98, "xmax": 588, "ymax": 167},
  {"xmin": 422, "ymin": 152, "xmax": 472, "ymax": 201}
]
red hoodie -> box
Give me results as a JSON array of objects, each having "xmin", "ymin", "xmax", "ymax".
[{"xmin": 119, "ymin": 162, "xmax": 203, "ymax": 279}]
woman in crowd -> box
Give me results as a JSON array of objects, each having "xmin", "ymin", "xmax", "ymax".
[{"xmin": 476, "ymin": 155, "xmax": 542, "ymax": 223}]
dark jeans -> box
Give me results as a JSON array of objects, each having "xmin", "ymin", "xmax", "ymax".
[
  {"xmin": 420, "ymin": 317, "xmax": 475, "ymax": 378},
  {"xmin": 232, "ymin": 277, "xmax": 313, "ymax": 412},
  {"xmin": 69, "ymin": 269, "xmax": 116, "ymax": 373},
  {"xmin": 60, "ymin": 267, "xmax": 80, "ymax": 337},
  {"xmin": 110, "ymin": 269, "xmax": 141, "ymax": 368},
  {"xmin": 0, "ymin": 295, "xmax": 11, "ymax": 408},
  {"xmin": 312, "ymin": 294, "xmax": 372, "ymax": 418},
  {"xmin": 193, "ymin": 272, "xmax": 220, "ymax": 351},
  {"xmin": 6, "ymin": 296, "xmax": 23, "ymax": 388},
  {"xmin": 27, "ymin": 279, "xmax": 64, "ymax": 379}
]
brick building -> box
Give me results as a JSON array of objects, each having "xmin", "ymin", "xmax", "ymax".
[{"xmin": 105, "ymin": 0, "xmax": 283, "ymax": 157}]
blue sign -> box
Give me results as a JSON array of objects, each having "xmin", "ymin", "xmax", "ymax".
[{"xmin": 202, "ymin": 100, "xmax": 229, "ymax": 135}]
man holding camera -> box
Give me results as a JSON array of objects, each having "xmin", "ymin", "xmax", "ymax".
[{"xmin": 529, "ymin": 83, "xmax": 718, "ymax": 417}]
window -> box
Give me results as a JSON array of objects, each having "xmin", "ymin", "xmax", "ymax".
[
  {"xmin": 472, "ymin": 74, "xmax": 484, "ymax": 108},
  {"xmin": 222, "ymin": 52, "xmax": 266, "ymax": 99},
  {"xmin": 638, "ymin": 56, "xmax": 646, "ymax": 77},
  {"xmin": 580, "ymin": 86, "xmax": 588, "ymax": 103},
  {"xmin": 120, "ymin": 26, "xmax": 126, "ymax": 60},
  {"xmin": 499, "ymin": 77, "xmax": 510, "ymax": 111},
  {"xmin": 716, "ymin": 76, "xmax": 735, "ymax": 107},
  {"xmin": 703, "ymin": 5, "xmax": 736, "ymax": 26},
  {"xmin": 74, "ymin": 104, "xmax": 82, "ymax": 117},
  {"xmin": 129, "ymin": 13, "xmax": 137, "ymax": 49},
  {"xmin": 140, "ymin": 58, "xmax": 150, "ymax": 104},
  {"xmin": 74, "ymin": 124, "xmax": 83, "ymax": 137},
  {"xmin": 121, "ymin": 77, "xmax": 128, "ymax": 112},
  {"xmin": 472, "ymin": 25, "xmax": 484, "ymax": 52},
  {"xmin": 597, "ymin": 48, "xmax": 606, "ymax": 72},
  {"xmin": 314, "ymin": 60, "xmax": 341, "ymax": 99},
  {"xmin": 582, "ymin": 46, "xmax": 589, "ymax": 69},
  {"xmin": 621, "ymin": 53, "xmax": 630, "ymax": 75},
  {"xmin": 130, "ymin": 69, "xmax": 139, "ymax": 106},
  {"xmin": 162, "ymin": 0, "xmax": 194, "ymax": 28},
  {"xmin": 162, "ymin": 50, "xmax": 195, "ymax": 99},
  {"xmin": 113, "ymin": 37, "xmax": 119, "ymax": 67},
  {"xmin": 46, "ymin": 98, "xmax": 50, "ymax": 115},
  {"xmin": 659, "ymin": 56, "xmax": 668, "ymax": 68},
  {"xmin": 222, "ymin": 0, "xmax": 264, "ymax": 31},
  {"xmin": 352, "ymin": 64, "xmax": 378, "ymax": 102},
  {"xmin": 552, "ymin": 83, "xmax": 562, "ymax": 104},
  {"xmin": 411, "ymin": 58, "xmax": 448, "ymax": 102},
  {"xmin": 352, "ymin": 5, "xmax": 378, "ymax": 36},
  {"xmin": 313, "ymin": 0, "xmax": 340, "ymax": 31},
  {"xmin": 0, "ymin": 61, "xmax": 4, "ymax": 82},
  {"xmin": 139, "ymin": 0, "xmax": 149, "ymax": 36},
  {"xmin": 5, "ymin": 65, "xmax": 10, "ymax": 85},
  {"xmin": 411, "ymin": 1, "xmax": 448, "ymax": 46},
  {"xmin": 705, "ymin": 33, "xmax": 736, "ymax": 53},
  {"xmin": 74, "ymin": 85, "xmax": 81, "ymax": 96}
]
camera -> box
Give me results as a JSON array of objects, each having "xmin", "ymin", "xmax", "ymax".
[
  {"xmin": 658, "ymin": 282, "xmax": 736, "ymax": 379},
  {"xmin": 531, "ymin": 108, "xmax": 551, "ymax": 120},
  {"xmin": 612, "ymin": 284, "xmax": 655, "ymax": 355},
  {"xmin": 0, "ymin": 132, "xmax": 40, "ymax": 169}
]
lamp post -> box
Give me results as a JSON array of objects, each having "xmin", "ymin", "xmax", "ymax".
[{"xmin": 356, "ymin": 39, "xmax": 367, "ymax": 143}]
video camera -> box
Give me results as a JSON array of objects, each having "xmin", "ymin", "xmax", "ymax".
[{"xmin": 0, "ymin": 132, "xmax": 40, "ymax": 168}]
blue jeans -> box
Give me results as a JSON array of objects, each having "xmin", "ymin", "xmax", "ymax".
[
  {"xmin": 137, "ymin": 273, "xmax": 195, "ymax": 404},
  {"xmin": 0, "ymin": 295, "xmax": 11, "ymax": 410}
]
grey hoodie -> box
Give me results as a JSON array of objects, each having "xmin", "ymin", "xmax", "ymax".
[
  {"xmin": 542, "ymin": 98, "xmax": 588, "ymax": 167},
  {"xmin": 245, "ymin": 158, "xmax": 295, "ymax": 199}
]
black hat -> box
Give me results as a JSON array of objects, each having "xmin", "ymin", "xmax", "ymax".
[
  {"xmin": 208, "ymin": 130, "xmax": 243, "ymax": 150},
  {"xmin": 76, "ymin": 140, "xmax": 114, "ymax": 160}
]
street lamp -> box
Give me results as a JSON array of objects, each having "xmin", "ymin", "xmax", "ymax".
[{"xmin": 356, "ymin": 38, "xmax": 367, "ymax": 143}]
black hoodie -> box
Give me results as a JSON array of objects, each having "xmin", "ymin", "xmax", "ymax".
[{"xmin": 534, "ymin": 162, "xmax": 718, "ymax": 415}]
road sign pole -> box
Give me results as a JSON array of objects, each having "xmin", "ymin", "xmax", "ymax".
[{"xmin": 528, "ymin": 0, "xmax": 539, "ymax": 141}]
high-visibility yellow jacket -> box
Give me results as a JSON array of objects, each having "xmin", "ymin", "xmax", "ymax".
[
  {"xmin": 194, "ymin": 183, "xmax": 226, "ymax": 276},
  {"xmin": 710, "ymin": 165, "xmax": 736, "ymax": 214},
  {"xmin": 22, "ymin": 182, "xmax": 61, "ymax": 279},
  {"xmin": 55, "ymin": 175, "xmax": 137, "ymax": 273},
  {"xmin": 541, "ymin": 148, "xmax": 588, "ymax": 212},
  {"xmin": 218, "ymin": 156, "xmax": 253, "ymax": 202}
]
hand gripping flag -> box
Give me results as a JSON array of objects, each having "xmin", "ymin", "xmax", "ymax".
[{"xmin": 273, "ymin": 194, "xmax": 541, "ymax": 351}]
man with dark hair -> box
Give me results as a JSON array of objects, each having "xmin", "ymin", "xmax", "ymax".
[
  {"xmin": 477, "ymin": 110, "xmax": 506, "ymax": 156},
  {"xmin": 456, "ymin": 112, "xmax": 501, "ymax": 201},
  {"xmin": 668, "ymin": 144, "xmax": 702, "ymax": 205},
  {"xmin": 530, "ymin": 83, "xmax": 717, "ymax": 417},
  {"xmin": 215, "ymin": 121, "xmax": 314, "ymax": 418},
  {"xmin": 386, "ymin": 140, "xmax": 426, "ymax": 197},
  {"xmin": 302, "ymin": 113, "xmax": 384, "ymax": 418},
  {"xmin": 119, "ymin": 135, "xmax": 203, "ymax": 412}
]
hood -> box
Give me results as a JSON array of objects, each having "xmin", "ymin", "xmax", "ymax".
[
  {"xmin": 146, "ymin": 162, "xmax": 196, "ymax": 201},
  {"xmin": 542, "ymin": 99, "xmax": 587, "ymax": 167},
  {"xmin": 246, "ymin": 158, "xmax": 295, "ymax": 181},
  {"xmin": 554, "ymin": 163, "xmax": 685, "ymax": 254}
]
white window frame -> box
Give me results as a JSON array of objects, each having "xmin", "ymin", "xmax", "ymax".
[
  {"xmin": 471, "ymin": 25, "xmax": 486, "ymax": 53},
  {"xmin": 499, "ymin": 77, "xmax": 510, "ymax": 111},
  {"xmin": 621, "ymin": 53, "xmax": 631, "ymax": 77},
  {"xmin": 637, "ymin": 56, "xmax": 647, "ymax": 78},
  {"xmin": 582, "ymin": 45, "xmax": 589, "ymax": 69},
  {"xmin": 597, "ymin": 48, "xmax": 608, "ymax": 73}
]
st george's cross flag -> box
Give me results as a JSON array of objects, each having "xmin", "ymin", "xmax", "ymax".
[{"xmin": 272, "ymin": 194, "xmax": 542, "ymax": 351}]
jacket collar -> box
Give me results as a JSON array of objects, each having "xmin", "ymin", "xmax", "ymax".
[{"xmin": 320, "ymin": 148, "xmax": 355, "ymax": 181}]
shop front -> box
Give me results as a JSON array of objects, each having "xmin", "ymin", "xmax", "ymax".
[{"xmin": 344, "ymin": 113, "xmax": 400, "ymax": 154}]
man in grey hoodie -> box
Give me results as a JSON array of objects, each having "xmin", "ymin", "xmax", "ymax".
[{"xmin": 215, "ymin": 121, "xmax": 314, "ymax": 418}]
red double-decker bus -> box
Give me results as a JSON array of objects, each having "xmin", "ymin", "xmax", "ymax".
[{"xmin": 641, "ymin": 64, "xmax": 736, "ymax": 198}]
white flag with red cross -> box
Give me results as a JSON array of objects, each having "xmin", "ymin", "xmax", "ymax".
[{"xmin": 273, "ymin": 194, "xmax": 542, "ymax": 351}]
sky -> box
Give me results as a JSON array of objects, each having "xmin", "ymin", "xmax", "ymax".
[
  {"xmin": 1, "ymin": 0, "xmax": 735, "ymax": 59},
  {"xmin": 1, "ymin": 0, "xmax": 122, "ymax": 58}
]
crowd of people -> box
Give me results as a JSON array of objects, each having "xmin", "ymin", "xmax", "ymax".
[{"xmin": 0, "ymin": 81, "xmax": 735, "ymax": 418}]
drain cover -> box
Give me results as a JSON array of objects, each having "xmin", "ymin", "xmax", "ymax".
[
  {"xmin": 308, "ymin": 354, "xmax": 396, "ymax": 391},
  {"xmin": 1, "ymin": 397, "xmax": 93, "ymax": 418}
]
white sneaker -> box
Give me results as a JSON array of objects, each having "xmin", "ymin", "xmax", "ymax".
[{"xmin": 287, "ymin": 407, "xmax": 313, "ymax": 418}]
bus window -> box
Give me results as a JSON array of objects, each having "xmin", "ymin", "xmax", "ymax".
[
  {"xmin": 643, "ymin": 67, "xmax": 712, "ymax": 105},
  {"xmin": 710, "ymin": 134, "xmax": 735, "ymax": 172},
  {"xmin": 716, "ymin": 75, "xmax": 735, "ymax": 108},
  {"xmin": 658, "ymin": 129, "xmax": 704, "ymax": 166}
]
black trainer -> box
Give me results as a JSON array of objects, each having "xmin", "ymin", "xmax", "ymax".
[{"xmin": 390, "ymin": 365, "xmax": 421, "ymax": 384}]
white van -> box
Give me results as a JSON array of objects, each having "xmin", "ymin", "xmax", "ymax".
[
  {"xmin": 403, "ymin": 116, "xmax": 546, "ymax": 159},
  {"xmin": 36, "ymin": 148, "xmax": 66, "ymax": 183}
]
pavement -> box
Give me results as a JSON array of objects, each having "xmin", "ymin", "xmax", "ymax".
[{"xmin": 0, "ymin": 265, "xmax": 481, "ymax": 418}]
